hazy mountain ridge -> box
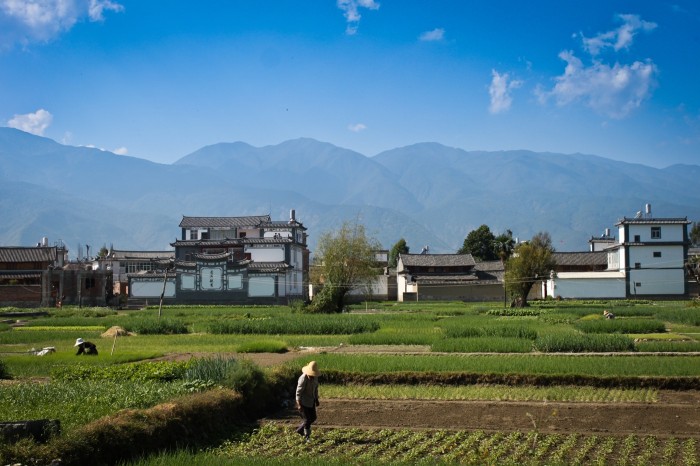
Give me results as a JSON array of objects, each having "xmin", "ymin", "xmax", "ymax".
[{"xmin": 1, "ymin": 127, "xmax": 698, "ymax": 256}]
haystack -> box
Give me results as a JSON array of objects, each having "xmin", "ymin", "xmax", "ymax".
[{"xmin": 101, "ymin": 326, "xmax": 133, "ymax": 338}]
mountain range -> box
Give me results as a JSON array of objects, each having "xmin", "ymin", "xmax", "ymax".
[{"xmin": 1, "ymin": 127, "xmax": 698, "ymax": 257}]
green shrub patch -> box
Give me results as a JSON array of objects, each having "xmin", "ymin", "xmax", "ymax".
[
  {"xmin": 208, "ymin": 315, "xmax": 378, "ymax": 335},
  {"xmin": 124, "ymin": 318, "xmax": 189, "ymax": 335},
  {"xmin": 52, "ymin": 361, "xmax": 190, "ymax": 382},
  {"xmin": 534, "ymin": 333, "xmax": 635, "ymax": 352},
  {"xmin": 575, "ymin": 318, "xmax": 666, "ymax": 334},
  {"xmin": 431, "ymin": 337, "xmax": 532, "ymax": 353}
]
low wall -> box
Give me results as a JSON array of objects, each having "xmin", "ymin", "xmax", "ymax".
[{"xmin": 0, "ymin": 285, "xmax": 42, "ymax": 307}]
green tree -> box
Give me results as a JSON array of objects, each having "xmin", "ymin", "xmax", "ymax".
[
  {"xmin": 458, "ymin": 225, "xmax": 497, "ymax": 261},
  {"xmin": 388, "ymin": 238, "xmax": 409, "ymax": 267},
  {"xmin": 493, "ymin": 229, "xmax": 516, "ymax": 263},
  {"xmin": 691, "ymin": 221, "xmax": 700, "ymax": 247},
  {"xmin": 504, "ymin": 231, "xmax": 556, "ymax": 307},
  {"xmin": 687, "ymin": 255, "xmax": 700, "ymax": 287},
  {"xmin": 310, "ymin": 221, "xmax": 381, "ymax": 313}
]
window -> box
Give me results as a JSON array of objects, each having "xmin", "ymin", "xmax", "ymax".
[
  {"xmin": 201, "ymin": 231, "xmax": 210, "ymax": 240},
  {"xmin": 634, "ymin": 235, "xmax": 641, "ymax": 242},
  {"xmin": 653, "ymin": 251, "xmax": 662, "ymax": 258},
  {"xmin": 651, "ymin": 227, "xmax": 661, "ymax": 239},
  {"xmin": 190, "ymin": 229, "xmax": 198, "ymax": 240},
  {"xmin": 634, "ymin": 262, "xmax": 641, "ymax": 269},
  {"xmin": 635, "ymin": 282, "xmax": 642, "ymax": 287}
]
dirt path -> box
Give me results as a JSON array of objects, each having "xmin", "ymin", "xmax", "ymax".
[{"xmin": 266, "ymin": 392, "xmax": 700, "ymax": 437}]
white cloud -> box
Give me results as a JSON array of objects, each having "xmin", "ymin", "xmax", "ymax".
[
  {"xmin": 538, "ymin": 50, "xmax": 658, "ymax": 118},
  {"xmin": 348, "ymin": 123, "xmax": 367, "ymax": 132},
  {"xmin": 88, "ymin": 0, "xmax": 123, "ymax": 21},
  {"xmin": 7, "ymin": 108, "xmax": 53, "ymax": 135},
  {"xmin": 488, "ymin": 70, "xmax": 522, "ymax": 114},
  {"xmin": 0, "ymin": 0, "xmax": 123, "ymax": 47},
  {"xmin": 113, "ymin": 146, "xmax": 128, "ymax": 155},
  {"xmin": 337, "ymin": 0, "xmax": 379, "ymax": 35},
  {"xmin": 419, "ymin": 28, "xmax": 445, "ymax": 42},
  {"xmin": 582, "ymin": 14, "xmax": 656, "ymax": 56}
]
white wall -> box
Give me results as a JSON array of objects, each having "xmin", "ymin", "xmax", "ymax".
[
  {"xmin": 549, "ymin": 272, "xmax": 626, "ymax": 299},
  {"xmin": 249, "ymin": 276, "xmax": 275, "ymax": 297},
  {"xmin": 200, "ymin": 266, "xmax": 223, "ymax": 290},
  {"xmin": 628, "ymin": 269, "xmax": 686, "ymax": 295},
  {"xmin": 131, "ymin": 279, "xmax": 176, "ymax": 298},
  {"xmin": 246, "ymin": 246, "xmax": 284, "ymax": 262}
]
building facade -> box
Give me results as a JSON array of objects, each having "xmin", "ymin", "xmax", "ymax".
[
  {"xmin": 128, "ymin": 211, "xmax": 309, "ymax": 304},
  {"xmin": 547, "ymin": 207, "xmax": 691, "ymax": 299}
]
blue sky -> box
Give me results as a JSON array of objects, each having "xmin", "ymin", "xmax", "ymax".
[{"xmin": 1, "ymin": 1, "xmax": 699, "ymax": 168}]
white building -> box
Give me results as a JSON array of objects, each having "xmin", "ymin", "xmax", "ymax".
[{"xmin": 548, "ymin": 206, "xmax": 691, "ymax": 299}]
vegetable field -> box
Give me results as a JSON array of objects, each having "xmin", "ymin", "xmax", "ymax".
[{"xmin": 212, "ymin": 424, "xmax": 700, "ymax": 466}]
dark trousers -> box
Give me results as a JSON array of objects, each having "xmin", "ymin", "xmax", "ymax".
[{"xmin": 296, "ymin": 405, "xmax": 317, "ymax": 437}]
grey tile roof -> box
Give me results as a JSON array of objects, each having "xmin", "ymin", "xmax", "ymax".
[
  {"xmin": 0, "ymin": 272, "xmax": 42, "ymax": 280},
  {"xmin": 553, "ymin": 252, "xmax": 608, "ymax": 267},
  {"xmin": 193, "ymin": 252, "xmax": 232, "ymax": 261},
  {"xmin": 399, "ymin": 254, "xmax": 476, "ymax": 268},
  {"xmin": 179, "ymin": 215, "xmax": 271, "ymax": 228},
  {"xmin": 413, "ymin": 274, "xmax": 479, "ymax": 284},
  {"xmin": 0, "ymin": 247, "xmax": 57, "ymax": 263},
  {"xmin": 616, "ymin": 217, "xmax": 690, "ymax": 226},
  {"xmin": 111, "ymin": 250, "xmax": 174, "ymax": 260},
  {"xmin": 249, "ymin": 262, "xmax": 291, "ymax": 273},
  {"xmin": 473, "ymin": 260, "xmax": 504, "ymax": 272}
]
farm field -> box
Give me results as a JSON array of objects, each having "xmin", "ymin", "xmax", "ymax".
[{"xmin": 1, "ymin": 299, "xmax": 700, "ymax": 465}]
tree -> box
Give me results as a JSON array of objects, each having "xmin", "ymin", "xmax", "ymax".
[
  {"xmin": 691, "ymin": 221, "xmax": 700, "ymax": 247},
  {"xmin": 493, "ymin": 229, "xmax": 516, "ymax": 263},
  {"xmin": 504, "ymin": 231, "xmax": 556, "ymax": 307},
  {"xmin": 310, "ymin": 221, "xmax": 381, "ymax": 313},
  {"xmin": 458, "ymin": 225, "xmax": 497, "ymax": 261},
  {"xmin": 388, "ymin": 238, "xmax": 409, "ymax": 267},
  {"xmin": 687, "ymin": 255, "xmax": 700, "ymax": 288}
]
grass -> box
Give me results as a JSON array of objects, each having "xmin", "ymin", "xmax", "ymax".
[
  {"xmin": 301, "ymin": 353, "xmax": 700, "ymax": 377},
  {"xmin": 0, "ymin": 379, "xmax": 190, "ymax": 433},
  {"xmin": 431, "ymin": 336, "xmax": 533, "ymax": 353},
  {"xmin": 321, "ymin": 383, "xmax": 658, "ymax": 403}
]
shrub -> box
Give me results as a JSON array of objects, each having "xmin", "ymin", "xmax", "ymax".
[
  {"xmin": 183, "ymin": 356, "xmax": 265, "ymax": 399},
  {"xmin": 125, "ymin": 318, "xmax": 189, "ymax": 335},
  {"xmin": 534, "ymin": 333, "xmax": 635, "ymax": 352},
  {"xmin": 208, "ymin": 316, "xmax": 378, "ymax": 335},
  {"xmin": 431, "ymin": 337, "xmax": 532, "ymax": 353},
  {"xmin": 236, "ymin": 340, "xmax": 288, "ymax": 353},
  {"xmin": 654, "ymin": 308, "xmax": 700, "ymax": 326},
  {"xmin": 0, "ymin": 358, "xmax": 9, "ymax": 379},
  {"xmin": 574, "ymin": 318, "xmax": 666, "ymax": 334},
  {"xmin": 52, "ymin": 361, "xmax": 190, "ymax": 382},
  {"xmin": 444, "ymin": 325, "xmax": 538, "ymax": 340},
  {"xmin": 486, "ymin": 308, "xmax": 542, "ymax": 317},
  {"xmin": 635, "ymin": 340, "xmax": 700, "ymax": 352}
]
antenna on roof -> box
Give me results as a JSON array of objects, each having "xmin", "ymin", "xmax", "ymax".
[{"xmin": 634, "ymin": 211, "xmax": 642, "ymax": 219}]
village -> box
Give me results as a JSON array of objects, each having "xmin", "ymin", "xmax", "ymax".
[{"xmin": 1, "ymin": 204, "xmax": 698, "ymax": 309}]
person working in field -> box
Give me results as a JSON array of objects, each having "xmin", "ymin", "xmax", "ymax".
[
  {"xmin": 295, "ymin": 360, "xmax": 320, "ymax": 442},
  {"xmin": 74, "ymin": 337, "xmax": 98, "ymax": 355},
  {"xmin": 603, "ymin": 310, "xmax": 615, "ymax": 319}
]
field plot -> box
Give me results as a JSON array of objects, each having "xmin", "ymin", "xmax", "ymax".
[
  {"xmin": 211, "ymin": 424, "xmax": 700, "ymax": 466},
  {"xmin": 2, "ymin": 300, "xmax": 700, "ymax": 466}
]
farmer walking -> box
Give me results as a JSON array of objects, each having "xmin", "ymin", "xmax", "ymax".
[{"xmin": 295, "ymin": 360, "xmax": 320, "ymax": 442}]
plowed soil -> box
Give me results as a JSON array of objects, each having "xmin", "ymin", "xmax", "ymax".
[{"xmin": 268, "ymin": 392, "xmax": 700, "ymax": 437}]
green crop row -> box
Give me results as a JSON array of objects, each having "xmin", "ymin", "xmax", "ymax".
[
  {"xmin": 321, "ymin": 383, "xmax": 657, "ymax": 403},
  {"xmin": 575, "ymin": 318, "xmax": 667, "ymax": 334},
  {"xmin": 301, "ymin": 353, "xmax": 700, "ymax": 377},
  {"xmin": 192, "ymin": 424, "xmax": 700, "ymax": 466},
  {"xmin": 0, "ymin": 379, "xmax": 191, "ymax": 433},
  {"xmin": 534, "ymin": 333, "xmax": 635, "ymax": 352},
  {"xmin": 208, "ymin": 316, "xmax": 379, "ymax": 335},
  {"xmin": 431, "ymin": 336, "xmax": 533, "ymax": 353}
]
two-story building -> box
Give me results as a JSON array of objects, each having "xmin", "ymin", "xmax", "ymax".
[
  {"xmin": 547, "ymin": 205, "xmax": 691, "ymax": 299},
  {"xmin": 127, "ymin": 211, "xmax": 309, "ymax": 304}
]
